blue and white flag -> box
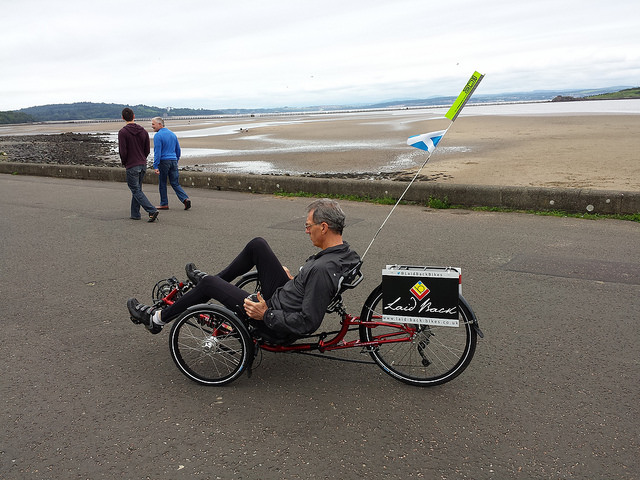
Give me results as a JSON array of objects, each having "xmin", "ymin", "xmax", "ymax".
[{"xmin": 407, "ymin": 130, "xmax": 447, "ymax": 153}]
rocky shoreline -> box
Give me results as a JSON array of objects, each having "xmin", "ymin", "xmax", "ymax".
[{"xmin": 0, "ymin": 132, "xmax": 120, "ymax": 167}]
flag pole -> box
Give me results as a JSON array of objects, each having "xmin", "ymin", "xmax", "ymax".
[
  {"xmin": 360, "ymin": 123, "xmax": 453, "ymax": 260},
  {"xmin": 360, "ymin": 71, "xmax": 484, "ymax": 262}
]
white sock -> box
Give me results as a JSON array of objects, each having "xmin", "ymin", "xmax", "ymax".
[{"xmin": 152, "ymin": 311, "xmax": 166, "ymax": 326}]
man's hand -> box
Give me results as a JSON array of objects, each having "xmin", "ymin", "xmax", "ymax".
[
  {"xmin": 154, "ymin": 169, "xmax": 160, "ymax": 174},
  {"xmin": 282, "ymin": 265, "xmax": 294, "ymax": 280},
  {"xmin": 244, "ymin": 292, "xmax": 267, "ymax": 321}
]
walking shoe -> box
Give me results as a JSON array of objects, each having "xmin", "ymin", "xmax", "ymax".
[
  {"xmin": 183, "ymin": 199, "xmax": 191, "ymax": 210},
  {"xmin": 148, "ymin": 211, "xmax": 159, "ymax": 222},
  {"xmin": 185, "ymin": 262, "xmax": 207, "ymax": 285},
  {"xmin": 127, "ymin": 298, "xmax": 163, "ymax": 334},
  {"xmin": 156, "ymin": 205, "xmax": 169, "ymax": 210}
]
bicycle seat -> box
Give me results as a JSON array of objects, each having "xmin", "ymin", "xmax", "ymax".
[
  {"xmin": 255, "ymin": 262, "xmax": 364, "ymax": 345},
  {"xmin": 247, "ymin": 319, "xmax": 300, "ymax": 346},
  {"xmin": 326, "ymin": 261, "xmax": 363, "ymax": 313}
]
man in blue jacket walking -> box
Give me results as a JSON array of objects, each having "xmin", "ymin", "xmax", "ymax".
[{"xmin": 151, "ymin": 117, "xmax": 191, "ymax": 210}]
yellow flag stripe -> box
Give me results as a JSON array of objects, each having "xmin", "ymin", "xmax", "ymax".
[{"xmin": 445, "ymin": 71, "xmax": 484, "ymax": 122}]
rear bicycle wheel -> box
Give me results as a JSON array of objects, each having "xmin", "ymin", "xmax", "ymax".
[
  {"xmin": 359, "ymin": 284, "xmax": 477, "ymax": 386},
  {"xmin": 169, "ymin": 305, "xmax": 252, "ymax": 386}
]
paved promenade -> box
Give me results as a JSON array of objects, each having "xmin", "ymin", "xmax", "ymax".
[{"xmin": 1, "ymin": 174, "xmax": 638, "ymax": 479}]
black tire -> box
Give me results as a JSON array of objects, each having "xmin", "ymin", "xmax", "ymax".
[
  {"xmin": 235, "ymin": 271, "xmax": 260, "ymax": 294},
  {"xmin": 359, "ymin": 284, "xmax": 477, "ymax": 386},
  {"xmin": 169, "ymin": 304, "xmax": 253, "ymax": 386}
]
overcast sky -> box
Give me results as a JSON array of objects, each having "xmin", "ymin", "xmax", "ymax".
[{"xmin": 1, "ymin": 0, "xmax": 638, "ymax": 111}]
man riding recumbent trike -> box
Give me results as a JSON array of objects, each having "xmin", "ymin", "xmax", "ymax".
[{"xmin": 127, "ymin": 199, "xmax": 482, "ymax": 387}]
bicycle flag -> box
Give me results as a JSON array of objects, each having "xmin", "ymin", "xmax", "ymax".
[
  {"xmin": 362, "ymin": 71, "xmax": 485, "ymax": 261},
  {"xmin": 406, "ymin": 130, "xmax": 447, "ymax": 152},
  {"xmin": 407, "ymin": 71, "xmax": 484, "ymax": 153},
  {"xmin": 445, "ymin": 71, "xmax": 484, "ymax": 122}
]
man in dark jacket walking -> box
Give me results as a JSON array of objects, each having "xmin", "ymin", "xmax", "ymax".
[{"xmin": 118, "ymin": 108, "xmax": 158, "ymax": 222}]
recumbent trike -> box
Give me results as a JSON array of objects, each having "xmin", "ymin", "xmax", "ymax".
[{"xmin": 149, "ymin": 262, "xmax": 483, "ymax": 387}]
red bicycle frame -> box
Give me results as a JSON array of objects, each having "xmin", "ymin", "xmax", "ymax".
[
  {"xmin": 156, "ymin": 281, "xmax": 417, "ymax": 355},
  {"xmin": 256, "ymin": 312, "xmax": 417, "ymax": 353}
]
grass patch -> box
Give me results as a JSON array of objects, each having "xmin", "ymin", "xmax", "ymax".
[
  {"xmin": 427, "ymin": 196, "xmax": 451, "ymax": 209},
  {"xmin": 274, "ymin": 190, "xmax": 399, "ymax": 205},
  {"xmin": 274, "ymin": 191, "xmax": 639, "ymax": 223},
  {"xmin": 471, "ymin": 206, "xmax": 640, "ymax": 222}
]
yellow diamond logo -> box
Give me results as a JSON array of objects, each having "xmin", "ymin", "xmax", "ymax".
[{"xmin": 410, "ymin": 281, "xmax": 430, "ymax": 300}]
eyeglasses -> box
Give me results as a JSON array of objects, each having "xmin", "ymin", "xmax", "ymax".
[{"xmin": 304, "ymin": 222, "xmax": 321, "ymax": 230}]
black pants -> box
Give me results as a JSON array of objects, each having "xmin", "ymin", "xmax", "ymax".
[{"xmin": 161, "ymin": 237, "xmax": 290, "ymax": 323}]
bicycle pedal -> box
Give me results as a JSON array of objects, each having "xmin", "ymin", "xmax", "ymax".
[{"xmin": 129, "ymin": 315, "xmax": 142, "ymax": 325}]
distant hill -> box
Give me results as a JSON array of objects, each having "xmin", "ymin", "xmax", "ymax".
[
  {"xmin": 0, "ymin": 111, "xmax": 36, "ymax": 124},
  {"xmin": 15, "ymin": 102, "xmax": 224, "ymax": 123},
  {"xmin": 0, "ymin": 86, "xmax": 636, "ymax": 124},
  {"xmin": 585, "ymin": 87, "xmax": 640, "ymax": 100},
  {"xmin": 552, "ymin": 87, "xmax": 640, "ymax": 102}
]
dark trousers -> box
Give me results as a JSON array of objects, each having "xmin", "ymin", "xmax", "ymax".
[{"xmin": 162, "ymin": 237, "xmax": 290, "ymax": 323}]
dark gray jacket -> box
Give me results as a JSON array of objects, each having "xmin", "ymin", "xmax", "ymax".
[{"xmin": 264, "ymin": 242, "xmax": 360, "ymax": 336}]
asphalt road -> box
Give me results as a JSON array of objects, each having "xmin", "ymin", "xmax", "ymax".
[{"xmin": 1, "ymin": 175, "xmax": 638, "ymax": 479}]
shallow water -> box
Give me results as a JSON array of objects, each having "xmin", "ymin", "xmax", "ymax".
[{"xmin": 459, "ymin": 98, "xmax": 640, "ymax": 116}]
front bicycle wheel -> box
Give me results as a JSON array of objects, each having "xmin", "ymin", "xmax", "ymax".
[
  {"xmin": 169, "ymin": 305, "xmax": 253, "ymax": 386},
  {"xmin": 359, "ymin": 284, "xmax": 477, "ymax": 387},
  {"xmin": 152, "ymin": 277, "xmax": 182, "ymax": 303}
]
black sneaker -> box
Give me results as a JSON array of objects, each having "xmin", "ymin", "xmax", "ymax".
[
  {"xmin": 127, "ymin": 298, "xmax": 163, "ymax": 334},
  {"xmin": 148, "ymin": 211, "xmax": 159, "ymax": 223},
  {"xmin": 183, "ymin": 199, "xmax": 191, "ymax": 210},
  {"xmin": 185, "ymin": 262, "xmax": 207, "ymax": 285}
]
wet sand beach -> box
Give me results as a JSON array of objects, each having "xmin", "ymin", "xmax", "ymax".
[{"xmin": 2, "ymin": 106, "xmax": 639, "ymax": 191}]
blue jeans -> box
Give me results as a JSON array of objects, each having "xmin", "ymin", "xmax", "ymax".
[
  {"xmin": 126, "ymin": 165, "xmax": 157, "ymax": 218},
  {"xmin": 158, "ymin": 160, "xmax": 188, "ymax": 206}
]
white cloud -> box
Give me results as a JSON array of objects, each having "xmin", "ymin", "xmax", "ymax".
[{"xmin": 1, "ymin": 0, "xmax": 638, "ymax": 110}]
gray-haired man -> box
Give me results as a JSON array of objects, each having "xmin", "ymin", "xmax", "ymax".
[
  {"xmin": 151, "ymin": 117, "xmax": 191, "ymax": 210},
  {"xmin": 128, "ymin": 199, "xmax": 361, "ymax": 341}
]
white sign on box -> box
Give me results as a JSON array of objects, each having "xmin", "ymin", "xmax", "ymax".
[{"xmin": 382, "ymin": 265, "xmax": 461, "ymax": 326}]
